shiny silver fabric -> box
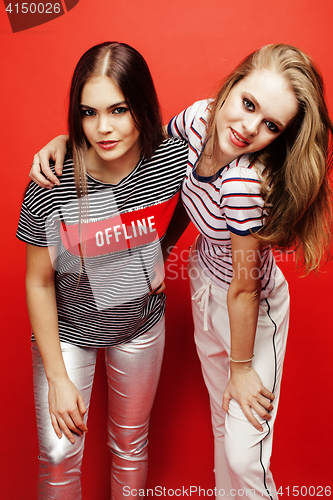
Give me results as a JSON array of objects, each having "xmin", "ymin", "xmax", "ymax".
[{"xmin": 31, "ymin": 318, "xmax": 165, "ymax": 500}]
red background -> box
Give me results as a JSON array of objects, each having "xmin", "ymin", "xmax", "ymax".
[{"xmin": 1, "ymin": 0, "xmax": 332, "ymax": 497}]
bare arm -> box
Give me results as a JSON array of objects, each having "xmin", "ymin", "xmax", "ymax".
[
  {"xmin": 30, "ymin": 135, "xmax": 68, "ymax": 188},
  {"xmin": 26, "ymin": 243, "xmax": 88, "ymax": 443},
  {"xmin": 222, "ymin": 233, "xmax": 275, "ymax": 431}
]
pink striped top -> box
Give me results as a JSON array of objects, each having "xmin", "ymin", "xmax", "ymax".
[{"xmin": 168, "ymin": 99, "xmax": 276, "ymax": 296}]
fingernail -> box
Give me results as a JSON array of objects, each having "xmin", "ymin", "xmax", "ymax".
[{"xmin": 70, "ymin": 438, "xmax": 75, "ymax": 444}]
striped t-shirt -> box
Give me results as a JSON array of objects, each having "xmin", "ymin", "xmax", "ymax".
[
  {"xmin": 17, "ymin": 137, "xmax": 188, "ymax": 347},
  {"xmin": 168, "ymin": 100, "xmax": 276, "ymax": 297}
]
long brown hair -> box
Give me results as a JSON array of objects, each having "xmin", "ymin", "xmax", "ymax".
[
  {"xmin": 206, "ymin": 44, "xmax": 333, "ymax": 272},
  {"xmin": 67, "ymin": 42, "xmax": 164, "ymax": 270},
  {"xmin": 68, "ymin": 41, "xmax": 164, "ymax": 200}
]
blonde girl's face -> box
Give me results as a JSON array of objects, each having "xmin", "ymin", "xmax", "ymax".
[
  {"xmin": 215, "ymin": 69, "xmax": 299, "ymax": 166},
  {"xmin": 80, "ymin": 76, "xmax": 141, "ymax": 170}
]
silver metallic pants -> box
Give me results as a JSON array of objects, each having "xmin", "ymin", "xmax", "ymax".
[{"xmin": 31, "ymin": 317, "xmax": 165, "ymax": 500}]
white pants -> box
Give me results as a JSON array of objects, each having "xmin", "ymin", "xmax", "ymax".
[
  {"xmin": 188, "ymin": 252, "xmax": 289, "ymax": 500},
  {"xmin": 31, "ymin": 318, "xmax": 165, "ymax": 500}
]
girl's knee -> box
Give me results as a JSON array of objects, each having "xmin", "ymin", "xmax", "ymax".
[
  {"xmin": 225, "ymin": 448, "xmax": 253, "ymax": 478},
  {"xmin": 108, "ymin": 427, "xmax": 149, "ymax": 461},
  {"xmin": 40, "ymin": 436, "xmax": 84, "ymax": 467},
  {"xmin": 224, "ymin": 428, "xmax": 272, "ymax": 480}
]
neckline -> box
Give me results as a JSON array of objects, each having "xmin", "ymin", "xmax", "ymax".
[
  {"xmin": 192, "ymin": 164, "xmax": 227, "ymax": 183},
  {"xmin": 86, "ymin": 158, "xmax": 143, "ymax": 187}
]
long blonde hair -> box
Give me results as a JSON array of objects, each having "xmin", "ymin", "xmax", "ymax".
[{"xmin": 206, "ymin": 44, "xmax": 333, "ymax": 272}]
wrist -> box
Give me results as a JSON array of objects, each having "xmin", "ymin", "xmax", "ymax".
[
  {"xmin": 46, "ymin": 368, "xmax": 69, "ymax": 384},
  {"xmin": 229, "ymin": 354, "xmax": 254, "ymax": 363},
  {"xmin": 230, "ymin": 361, "xmax": 253, "ymax": 373},
  {"xmin": 229, "ymin": 354, "xmax": 254, "ymax": 372}
]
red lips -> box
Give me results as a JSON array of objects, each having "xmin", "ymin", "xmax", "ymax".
[
  {"xmin": 96, "ymin": 141, "xmax": 119, "ymax": 150},
  {"xmin": 229, "ymin": 128, "xmax": 250, "ymax": 148}
]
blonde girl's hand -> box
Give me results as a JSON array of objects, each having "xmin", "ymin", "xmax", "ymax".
[
  {"xmin": 30, "ymin": 135, "xmax": 68, "ymax": 189},
  {"xmin": 149, "ymin": 262, "xmax": 166, "ymax": 295},
  {"xmin": 149, "ymin": 281, "xmax": 166, "ymax": 295},
  {"xmin": 222, "ymin": 367, "xmax": 275, "ymax": 432},
  {"xmin": 48, "ymin": 377, "xmax": 88, "ymax": 444}
]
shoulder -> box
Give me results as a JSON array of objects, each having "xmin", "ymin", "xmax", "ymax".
[
  {"xmin": 140, "ymin": 138, "xmax": 188, "ymax": 180},
  {"xmin": 168, "ymin": 99, "xmax": 211, "ymax": 133},
  {"xmin": 187, "ymin": 99, "xmax": 211, "ymax": 116},
  {"xmin": 183, "ymin": 99, "xmax": 211, "ymax": 126},
  {"xmin": 148, "ymin": 137, "xmax": 188, "ymax": 161}
]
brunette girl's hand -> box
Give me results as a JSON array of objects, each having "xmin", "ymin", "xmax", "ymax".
[
  {"xmin": 222, "ymin": 366, "xmax": 275, "ymax": 432},
  {"xmin": 30, "ymin": 135, "xmax": 68, "ymax": 189},
  {"xmin": 48, "ymin": 377, "xmax": 88, "ymax": 444}
]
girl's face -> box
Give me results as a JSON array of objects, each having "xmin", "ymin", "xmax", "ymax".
[
  {"xmin": 80, "ymin": 76, "xmax": 141, "ymax": 170},
  {"xmin": 215, "ymin": 69, "xmax": 299, "ymax": 166}
]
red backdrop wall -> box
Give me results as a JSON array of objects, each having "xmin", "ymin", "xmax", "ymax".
[{"xmin": 1, "ymin": 0, "xmax": 332, "ymax": 498}]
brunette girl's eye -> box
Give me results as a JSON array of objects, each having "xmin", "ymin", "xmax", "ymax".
[
  {"xmin": 82, "ymin": 109, "xmax": 96, "ymax": 117},
  {"xmin": 112, "ymin": 107, "xmax": 128, "ymax": 115},
  {"xmin": 265, "ymin": 121, "xmax": 279, "ymax": 133},
  {"xmin": 243, "ymin": 98, "xmax": 254, "ymax": 111}
]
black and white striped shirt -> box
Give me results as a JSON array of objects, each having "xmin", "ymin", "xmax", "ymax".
[{"xmin": 17, "ymin": 138, "xmax": 188, "ymax": 347}]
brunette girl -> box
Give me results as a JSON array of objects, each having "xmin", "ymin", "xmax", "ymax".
[{"xmin": 17, "ymin": 42, "xmax": 188, "ymax": 499}]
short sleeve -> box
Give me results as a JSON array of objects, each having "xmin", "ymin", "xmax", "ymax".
[
  {"xmin": 167, "ymin": 100, "xmax": 209, "ymax": 143},
  {"xmin": 220, "ymin": 166, "xmax": 265, "ymax": 236},
  {"xmin": 16, "ymin": 174, "xmax": 62, "ymax": 247},
  {"xmin": 16, "ymin": 203, "xmax": 60, "ymax": 247}
]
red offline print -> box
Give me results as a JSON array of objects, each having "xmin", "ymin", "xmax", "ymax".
[
  {"xmin": 58, "ymin": 195, "xmax": 179, "ymax": 257},
  {"xmin": 3, "ymin": 0, "xmax": 79, "ymax": 33}
]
